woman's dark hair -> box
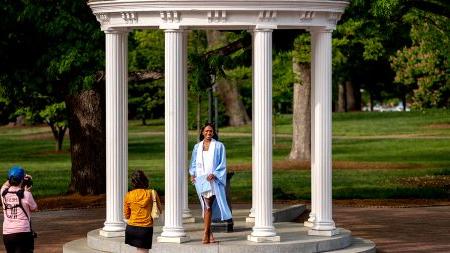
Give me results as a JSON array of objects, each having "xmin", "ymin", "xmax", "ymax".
[
  {"xmin": 199, "ymin": 122, "xmax": 219, "ymax": 141},
  {"xmin": 131, "ymin": 170, "xmax": 149, "ymax": 189},
  {"xmin": 8, "ymin": 178, "xmax": 22, "ymax": 187}
]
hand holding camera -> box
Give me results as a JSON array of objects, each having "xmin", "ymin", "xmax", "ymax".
[{"xmin": 22, "ymin": 174, "xmax": 33, "ymax": 191}]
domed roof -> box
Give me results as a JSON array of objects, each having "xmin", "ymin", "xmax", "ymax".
[{"xmin": 88, "ymin": 0, "xmax": 348, "ymax": 30}]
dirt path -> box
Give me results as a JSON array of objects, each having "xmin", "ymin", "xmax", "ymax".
[{"xmin": 1, "ymin": 204, "xmax": 450, "ymax": 253}]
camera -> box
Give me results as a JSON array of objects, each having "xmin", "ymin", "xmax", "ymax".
[{"xmin": 22, "ymin": 175, "xmax": 33, "ymax": 188}]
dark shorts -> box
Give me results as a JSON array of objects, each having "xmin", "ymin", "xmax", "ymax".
[
  {"xmin": 3, "ymin": 232, "xmax": 34, "ymax": 253},
  {"xmin": 125, "ymin": 225, "xmax": 153, "ymax": 249}
]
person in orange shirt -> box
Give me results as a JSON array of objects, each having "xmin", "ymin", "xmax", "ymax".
[{"xmin": 124, "ymin": 170, "xmax": 162, "ymax": 253}]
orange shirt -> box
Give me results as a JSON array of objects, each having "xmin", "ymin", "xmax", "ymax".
[{"xmin": 123, "ymin": 189, "xmax": 161, "ymax": 227}]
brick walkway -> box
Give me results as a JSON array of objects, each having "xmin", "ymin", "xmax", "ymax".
[
  {"xmin": 1, "ymin": 205, "xmax": 449, "ymax": 252},
  {"xmin": 333, "ymin": 205, "xmax": 450, "ymax": 253}
]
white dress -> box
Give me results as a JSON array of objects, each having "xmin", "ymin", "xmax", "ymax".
[{"xmin": 196, "ymin": 141, "xmax": 216, "ymax": 198}]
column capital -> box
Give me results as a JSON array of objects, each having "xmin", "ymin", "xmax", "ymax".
[
  {"xmin": 104, "ymin": 27, "xmax": 130, "ymax": 34},
  {"xmin": 160, "ymin": 23, "xmax": 185, "ymax": 31},
  {"xmin": 254, "ymin": 24, "xmax": 277, "ymax": 31},
  {"xmin": 309, "ymin": 26, "xmax": 334, "ymax": 34}
]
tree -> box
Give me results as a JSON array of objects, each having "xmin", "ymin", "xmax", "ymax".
[
  {"xmin": 391, "ymin": 11, "xmax": 449, "ymax": 108},
  {"xmin": 370, "ymin": 0, "xmax": 450, "ymax": 19},
  {"xmin": 288, "ymin": 34, "xmax": 311, "ymax": 161},
  {"xmin": 39, "ymin": 102, "xmax": 68, "ymax": 151},
  {"xmin": 333, "ymin": 0, "xmax": 411, "ymax": 110},
  {"xmin": 369, "ymin": 0, "xmax": 450, "ymax": 108},
  {"xmin": 129, "ymin": 82, "xmax": 164, "ymax": 125},
  {"xmin": 205, "ymin": 31, "xmax": 252, "ymax": 127},
  {"xmin": 216, "ymin": 67, "xmax": 252, "ymax": 127},
  {"xmin": 0, "ymin": 0, "xmax": 106, "ymax": 194},
  {"xmin": 128, "ymin": 30, "xmax": 165, "ymax": 124}
]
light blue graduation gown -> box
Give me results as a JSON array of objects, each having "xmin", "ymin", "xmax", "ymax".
[{"xmin": 189, "ymin": 140, "xmax": 232, "ymax": 221}]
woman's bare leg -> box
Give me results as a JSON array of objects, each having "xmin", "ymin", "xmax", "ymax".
[{"xmin": 202, "ymin": 196, "xmax": 216, "ymax": 244}]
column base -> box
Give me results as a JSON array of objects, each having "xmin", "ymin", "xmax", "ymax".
[
  {"xmin": 100, "ymin": 222, "xmax": 125, "ymax": 238},
  {"xmin": 157, "ymin": 236, "xmax": 190, "ymax": 243},
  {"xmin": 246, "ymin": 217, "xmax": 255, "ymax": 223},
  {"xmin": 308, "ymin": 228, "xmax": 339, "ymax": 237},
  {"xmin": 247, "ymin": 234, "xmax": 280, "ymax": 242},
  {"xmin": 183, "ymin": 217, "xmax": 196, "ymax": 223},
  {"xmin": 99, "ymin": 230, "xmax": 124, "ymax": 238},
  {"xmin": 161, "ymin": 227, "xmax": 187, "ymax": 238}
]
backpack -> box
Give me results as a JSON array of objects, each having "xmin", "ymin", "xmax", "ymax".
[{"xmin": 1, "ymin": 188, "xmax": 37, "ymax": 238}]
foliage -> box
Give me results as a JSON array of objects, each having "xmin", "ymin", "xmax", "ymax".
[
  {"xmin": 333, "ymin": 0, "xmax": 411, "ymax": 106},
  {"xmin": 391, "ymin": 12, "xmax": 450, "ymax": 108},
  {"xmin": 292, "ymin": 34, "xmax": 311, "ymax": 64},
  {"xmin": 128, "ymin": 81, "xmax": 165, "ymax": 124},
  {"xmin": 128, "ymin": 30, "xmax": 165, "ymax": 123},
  {"xmin": 13, "ymin": 107, "xmax": 40, "ymax": 125},
  {"xmin": 0, "ymin": 0, "xmax": 104, "ymax": 115},
  {"xmin": 223, "ymin": 66, "xmax": 252, "ymax": 115},
  {"xmin": 39, "ymin": 102, "xmax": 68, "ymax": 129},
  {"xmin": 188, "ymin": 30, "xmax": 212, "ymax": 94},
  {"xmin": 273, "ymin": 51, "xmax": 294, "ymax": 113},
  {"xmin": 39, "ymin": 102, "xmax": 68, "ymax": 151},
  {"xmin": 129, "ymin": 30, "xmax": 165, "ymax": 72},
  {"xmin": 370, "ymin": 0, "xmax": 450, "ymax": 19},
  {"xmin": 366, "ymin": 0, "xmax": 450, "ymax": 108}
]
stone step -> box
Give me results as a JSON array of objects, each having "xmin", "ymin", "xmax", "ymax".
[
  {"xmin": 63, "ymin": 238, "xmax": 102, "ymax": 253},
  {"xmin": 65, "ymin": 225, "xmax": 354, "ymax": 253},
  {"xmin": 64, "ymin": 236, "xmax": 375, "ymax": 253},
  {"xmin": 324, "ymin": 237, "xmax": 376, "ymax": 253}
]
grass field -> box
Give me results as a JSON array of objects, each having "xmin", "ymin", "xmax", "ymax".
[{"xmin": 0, "ymin": 109, "xmax": 449, "ymax": 201}]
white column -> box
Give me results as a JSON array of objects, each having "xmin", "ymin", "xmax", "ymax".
[
  {"xmin": 246, "ymin": 31, "xmax": 255, "ymax": 223},
  {"xmin": 308, "ymin": 27, "xmax": 337, "ymax": 237},
  {"xmin": 304, "ymin": 29, "xmax": 316, "ymax": 228},
  {"xmin": 101, "ymin": 28, "xmax": 129, "ymax": 237},
  {"xmin": 157, "ymin": 28, "xmax": 190, "ymax": 243},
  {"xmin": 248, "ymin": 27, "xmax": 280, "ymax": 242},
  {"xmin": 181, "ymin": 30, "xmax": 195, "ymax": 224}
]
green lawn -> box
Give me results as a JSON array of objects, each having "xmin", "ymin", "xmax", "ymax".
[{"xmin": 0, "ymin": 109, "xmax": 449, "ymax": 200}]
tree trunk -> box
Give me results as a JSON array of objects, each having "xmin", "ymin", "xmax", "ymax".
[
  {"xmin": 337, "ymin": 82, "xmax": 347, "ymax": 112},
  {"xmin": 216, "ymin": 78, "xmax": 251, "ymax": 126},
  {"xmin": 57, "ymin": 126, "xmax": 67, "ymax": 151},
  {"xmin": 402, "ymin": 94, "xmax": 407, "ymax": 111},
  {"xmin": 66, "ymin": 85, "xmax": 106, "ymax": 195},
  {"xmin": 197, "ymin": 94, "xmax": 201, "ymax": 141},
  {"xmin": 48, "ymin": 123, "xmax": 66, "ymax": 151},
  {"xmin": 346, "ymin": 81, "xmax": 361, "ymax": 111},
  {"xmin": 288, "ymin": 58, "xmax": 311, "ymax": 161},
  {"xmin": 206, "ymin": 30, "xmax": 251, "ymax": 127},
  {"xmin": 370, "ymin": 92, "xmax": 374, "ymax": 111}
]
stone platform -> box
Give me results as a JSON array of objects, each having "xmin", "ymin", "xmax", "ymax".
[{"xmin": 63, "ymin": 207, "xmax": 375, "ymax": 253}]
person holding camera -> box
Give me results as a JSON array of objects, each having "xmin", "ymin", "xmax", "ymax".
[{"xmin": 1, "ymin": 165, "xmax": 37, "ymax": 253}]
